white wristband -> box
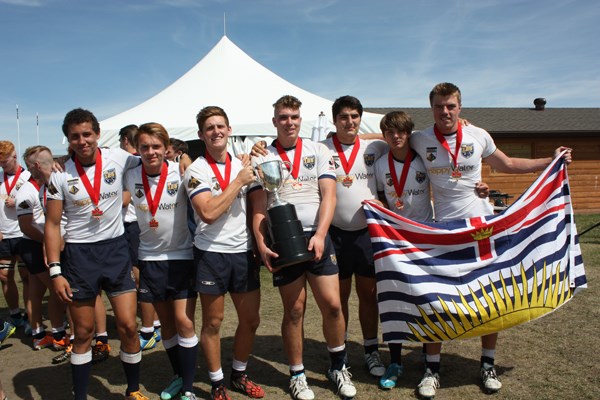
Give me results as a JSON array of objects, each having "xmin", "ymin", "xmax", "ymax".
[{"xmin": 49, "ymin": 265, "xmax": 62, "ymax": 277}]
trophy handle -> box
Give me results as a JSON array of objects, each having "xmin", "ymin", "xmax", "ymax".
[{"xmin": 281, "ymin": 160, "xmax": 292, "ymax": 183}]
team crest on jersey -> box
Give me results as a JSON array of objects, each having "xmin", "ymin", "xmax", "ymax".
[
  {"xmin": 187, "ymin": 176, "xmax": 200, "ymax": 189},
  {"xmin": 18, "ymin": 200, "xmax": 30, "ymax": 209},
  {"xmin": 330, "ymin": 253, "xmax": 338, "ymax": 265},
  {"xmin": 211, "ymin": 177, "xmax": 221, "ymax": 192},
  {"xmin": 332, "ymin": 156, "xmax": 341, "ymax": 169},
  {"xmin": 426, "ymin": 147, "xmax": 437, "ymax": 162},
  {"xmin": 15, "ymin": 182, "xmax": 23, "ymax": 191},
  {"xmin": 103, "ymin": 169, "xmax": 116, "ymax": 185},
  {"xmin": 461, "ymin": 143, "xmax": 474, "ymax": 159},
  {"xmin": 415, "ymin": 171, "xmax": 427, "ymax": 184},
  {"xmin": 167, "ymin": 181, "xmax": 179, "ymax": 196},
  {"xmin": 385, "ymin": 173, "xmax": 393, "ymax": 187},
  {"xmin": 47, "ymin": 182, "xmax": 58, "ymax": 195},
  {"xmin": 303, "ymin": 155, "xmax": 315, "ymax": 170},
  {"xmin": 363, "ymin": 153, "xmax": 375, "ymax": 166},
  {"xmin": 68, "ymin": 183, "xmax": 79, "ymax": 195},
  {"xmin": 134, "ymin": 184, "xmax": 144, "ymax": 198}
]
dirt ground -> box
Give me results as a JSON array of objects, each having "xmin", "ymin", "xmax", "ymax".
[{"xmin": 1, "ymin": 241, "xmax": 599, "ymax": 400}]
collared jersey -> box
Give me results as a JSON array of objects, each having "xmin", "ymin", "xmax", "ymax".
[
  {"xmin": 124, "ymin": 160, "xmax": 192, "ymax": 261},
  {"xmin": 323, "ymin": 136, "xmax": 387, "ymax": 231},
  {"xmin": 46, "ymin": 148, "xmax": 140, "ymax": 243},
  {"xmin": 411, "ymin": 124, "xmax": 496, "ymax": 220},
  {"xmin": 15, "ymin": 180, "xmax": 45, "ymax": 239},
  {"xmin": 0, "ymin": 168, "xmax": 31, "ymax": 238},
  {"xmin": 374, "ymin": 152, "xmax": 433, "ymax": 222},
  {"xmin": 184, "ymin": 154, "xmax": 251, "ymax": 253},
  {"xmin": 253, "ymin": 138, "xmax": 336, "ymax": 231}
]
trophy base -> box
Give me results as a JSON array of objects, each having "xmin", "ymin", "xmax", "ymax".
[{"xmin": 268, "ymin": 203, "xmax": 314, "ymax": 268}]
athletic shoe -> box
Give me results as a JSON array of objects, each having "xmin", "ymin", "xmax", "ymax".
[
  {"xmin": 154, "ymin": 327, "xmax": 162, "ymax": 342},
  {"xmin": 327, "ymin": 366, "xmax": 356, "ymax": 398},
  {"xmin": 180, "ymin": 392, "xmax": 197, "ymax": 400},
  {"xmin": 364, "ymin": 350, "xmax": 386, "ymax": 377},
  {"xmin": 289, "ymin": 374, "xmax": 314, "ymax": 400},
  {"xmin": 33, "ymin": 333, "xmax": 54, "ymax": 350},
  {"xmin": 91, "ymin": 341, "xmax": 111, "ymax": 363},
  {"xmin": 24, "ymin": 321, "xmax": 32, "ymax": 336},
  {"xmin": 9, "ymin": 314, "xmax": 27, "ymax": 329},
  {"xmin": 160, "ymin": 375, "xmax": 183, "ymax": 400},
  {"xmin": 52, "ymin": 343, "xmax": 72, "ymax": 364},
  {"xmin": 417, "ymin": 368, "xmax": 440, "ymax": 399},
  {"xmin": 481, "ymin": 365, "xmax": 502, "ymax": 393},
  {"xmin": 52, "ymin": 335, "xmax": 71, "ymax": 351},
  {"xmin": 0, "ymin": 321, "xmax": 16, "ymax": 345},
  {"xmin": 139, "ymin": 333, "xmax": 157, "ymax": 351},
  {"xmin": 125, "ymin": 390, "xmax": 149, "ymax": 400},
  {"xmin": 210, "ymin": 383, "xmax": 231, "ymax": 400},
  {"xmin": 231, "ymin": 373, "xmax": 265, "ymax": 398},
  {"xmin": 379, "ymin": 363, "xmax": 403, "ymax": 389}
]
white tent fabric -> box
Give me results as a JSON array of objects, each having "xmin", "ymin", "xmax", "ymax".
[{"xmin": 98, "ymin": 35, "xmax": 382, "ymax": 150}]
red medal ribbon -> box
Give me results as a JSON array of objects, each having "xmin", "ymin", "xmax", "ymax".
[
  {"xmin": 4, "ymin": 167, "xmax": 23, "ymax": 195},
  {"xmin": 388, "ymin": 150, "xmax": 413, "ymax": 200},
  {"xmin": 74, "ymin": 149, "xmax": 102, "ymax": 208},
  {"xmin": 434, "ymin": 122, "xmax": 463, "ymax": 171},
  {"xmin": 332, "ymin": 135, "xmax": 360, "ymax": 175},
  {"xmin": 205, "ymin": 152, "xmax": 231, "ymax": 191},
  {"xmin": 275, "ymin": 137, "xmax": 302, "ymax": 179},
  {"xmin": 141, "ymin": 162, "xmax": 168, "ymax": 220}
]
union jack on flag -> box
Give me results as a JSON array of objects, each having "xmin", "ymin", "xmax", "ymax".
[{"xmin": 363, "ymin": 154, "xmax": 586, "ymax": 343}]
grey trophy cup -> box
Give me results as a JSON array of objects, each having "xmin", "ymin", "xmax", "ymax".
[{"xmin": 255, "ymin": 160, "xmax": 314, "ymax": 268}]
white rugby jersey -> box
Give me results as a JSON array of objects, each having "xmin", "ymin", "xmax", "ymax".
[
  {"xmin": 253, "ymin": 138, "xmax": 336, "ymax": 231},
  {"xmin": 374, "ymin": 152, "xmax": 433, "ymax": 222},
  {"xmin": 323, "ymin": 137, "xmax": 387, "ymax": 231},
  {"xmin": 47, "ymin": 148, "xmax": 140, "ymax": 243},
  {"xmin": 124, "ymin": 160, "xmax": 192, "ymax": 261},
  {"xmin": 410, "ymin": 124, "xmax": 496, "ymax": 221},
  {"xmin": 0, "ymin": 167, "xmax": 31, "ymax": 238},
  {"xmin": 184, "ymin": 154, "xmax": 251, "ymax": 253},
  {"xmin": 15, "ymin": 180, "xmax": 45, "ymax": 239}
]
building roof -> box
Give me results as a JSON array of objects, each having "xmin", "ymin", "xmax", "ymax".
[{"xmin": 365, "ymin": 107, "xmax": 600, "ymax": 137}]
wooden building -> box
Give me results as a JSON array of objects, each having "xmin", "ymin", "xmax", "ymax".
[{"xmin": 367, "ymin": 103, "xmax": 600, "ymax": 214}]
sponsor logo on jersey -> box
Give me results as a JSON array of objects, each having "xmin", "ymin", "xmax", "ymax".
[
  {"xmin": 415, "ymin": 171, "xmax": 427, "ymax": 184},
  {"xmin": 68, "ymin": 184, "xmax": 79, "ymax": 195},
  {"xmin": 364, "ymin": 153, "xmax": 375, "ymax": 166},
  {"xmin": 15, "ymin": 182, "xmax": 23, "ymax": 191},
  {"xmin": 201, "ymin": 280, "xmax": 216, "ymax": 286},
  {"xmin": 167, "ymin": 181, "xmax": 179, "ymax": 196},
  {"xmin": 187, "ymin": 176, "xmax": 200, "ymax": 189},
  {"xmin": 461, "ymin": 143, "xmax": 474, "ymax": 159},
  {"xmin": 47, "ymin": 182, "xmax": 59, "ymax": 195},
  {"xmin": 303, "ymin": 155, "xmax": 316, "ymax": 170},
  {"xmin": 426, "ymin": 147, "xmax": 437, "ymax": 162},
  {"xmin": 332, "ymin": 156, "xmax": 341, "ymax": 169},
  {"xmin": 385, "ymin": 173, "xmax": 393, "ymax": 187},
  {"xmin": 18, "ymin": 200, "xmax": 30, "ymax": 209}
]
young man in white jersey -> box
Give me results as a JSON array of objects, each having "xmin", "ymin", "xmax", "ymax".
[
  {"xmin": 322, "ymin": 96, "xmax": 389, "ymax": 380},
  {"xmin": 372, "ymin": 111, "xmax": 434, "ymax": 389},
  {"xmin": 120, "ymin": 124, "xmax": 162, "ymax": 351},
  {"xmin": 410, "ymin": 82, "xmax": 572, "ymax": 399},
  {"xmin": 0, "ymin": 140, "xmax": 31, "ymax": 332},
  {"xmin": 124, "ymin": 123, "xmax": 198, "ymax": 400},
  {"xmin": 184, "ymin": 106, "xmax": 264, "ymax": 400},
  {"xmin": 44, "ymin": 108, "xmax": 147, "ymax": 400},
  {"xmin": 251, "ymin": 95, "xmax": 356, "ymax": 400},
  {"xmin": 16, "ymin": 146, "xmax": 69, "ymax": 351}
]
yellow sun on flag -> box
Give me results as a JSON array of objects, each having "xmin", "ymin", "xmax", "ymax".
[{"xmin": 408, "ymin": 261, "xmax": 573, "ymax": 342}]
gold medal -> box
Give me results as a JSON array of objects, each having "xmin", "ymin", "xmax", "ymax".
[
  {"xmin": 91, "ymin": 207, "xmax": 103, "ymax": 219},
  {"xmin": 292, "ymin": 180, "xmax": 303, "ymax": 191},
  {"xmin": 149, "ymin": 218, "xmax": 159, "ymax": 229},
  {"xmin": 342, "ymin": 175, "xmax": 353, "ymax": 188},
  {"xmin": 451, "ymin": 168, "xmax": 462, "ymax": 181},
  {"xmin": 395, "ymin": 199, "xmax": 404, "ymax": 210}
]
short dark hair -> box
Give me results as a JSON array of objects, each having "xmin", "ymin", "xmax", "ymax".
[
  {"xmin": 169, "ymin": 138, "xmax": 188, "ymax": 154},
  {"xmin": 118, "ymin": 124, "xmax": 138, "ymax": 145},
  {"xmin": 429, "ymin": 82, "xmax": 462, "ymax": 106},
  {"xmin": 332, "ymin": 95, "xmax": 363, "ymax": 121},
  {"xmin": 380, "ymin": 111, "xmax": 415, "ymax": 134},
  {"xmin": 62, "ymin": 108, "xmax": 100, "ymax": 137}
]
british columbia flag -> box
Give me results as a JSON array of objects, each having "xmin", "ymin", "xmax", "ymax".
[{"xmin": 363, "ymin": 154, "xmax": 586, "ymax": 343}]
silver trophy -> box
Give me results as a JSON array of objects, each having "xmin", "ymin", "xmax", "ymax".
[{"xmin": 255, "ymin": 160, "xmax": 314, "ymax": 268}]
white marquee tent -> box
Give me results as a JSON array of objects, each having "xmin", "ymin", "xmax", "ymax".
[{"xmin": 98, "ymin": 35, "xmax": 383, "ymax": 153}]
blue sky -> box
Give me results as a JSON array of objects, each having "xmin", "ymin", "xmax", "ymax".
[{"xmin": 1, "ymin": 0, "xmax": 599, "ymax": 159}]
